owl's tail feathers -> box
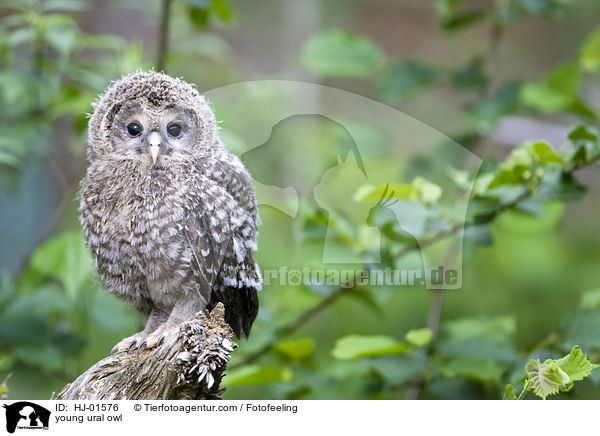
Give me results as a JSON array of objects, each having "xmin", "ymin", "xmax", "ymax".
[{"xmin": 209, "ymin": 286, "xmax": 259, "ymax": 338}]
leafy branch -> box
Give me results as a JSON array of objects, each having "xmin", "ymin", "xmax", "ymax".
[
  {"xmin": 504, "ymin": 346, "xmax": 599, "ymax": 400},
  {"xmin": 235, "ymin": 125, "xmax": 600, "ymax": 373}
]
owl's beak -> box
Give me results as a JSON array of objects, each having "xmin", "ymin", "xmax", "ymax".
[{"xmin": 148, "ymin": 132, "xmax": 161, "ymax": 164}]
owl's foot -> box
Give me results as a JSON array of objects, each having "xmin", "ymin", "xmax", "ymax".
[
  {"xmin": 109, "ymin": 331, "xmax": 151, "ymax": 355},
  {"xmin": 140, "ymin": 323, "xmax": 179, "ymax": 350}
]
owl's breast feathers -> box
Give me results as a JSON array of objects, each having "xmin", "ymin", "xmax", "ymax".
[{"xmin": 79, "ymin": 151, "xmax": 261, "ymax": 335}]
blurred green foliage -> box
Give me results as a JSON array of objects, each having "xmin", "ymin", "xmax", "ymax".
[
  {"xmin": 0, "ymin": 0, "xmax": 137, "ymax": 173},
  {"xmin": 2, "ymin": 0, "xmax": 600, "ymax": 401}
]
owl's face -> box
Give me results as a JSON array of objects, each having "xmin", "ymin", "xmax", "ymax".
[
  {"xmin": 110, "ymin": 100, "xmax": 202, "ymax": 165},
  {"xmin": 89, "ymin": 71, "xmax": 220, "ymax": 164}
]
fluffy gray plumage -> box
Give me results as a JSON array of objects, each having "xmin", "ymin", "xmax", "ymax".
[{"xmin": 79, "ymin": 71, "xmax": 261, "ymax": 352}]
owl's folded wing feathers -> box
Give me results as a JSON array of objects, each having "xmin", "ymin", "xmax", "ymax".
[{"xmin": 185, "ymin": 155, "xmax": 261, "ymax": 337}]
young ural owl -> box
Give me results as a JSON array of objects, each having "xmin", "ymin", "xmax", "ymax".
[{"xmin": 79, "ymin": 71, "xmax": 261, "ymax": 353}]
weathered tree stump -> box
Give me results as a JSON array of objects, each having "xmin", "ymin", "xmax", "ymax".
[{"xmin": 55, "ymin": 303, "xmax": 236, "ymax": 400}]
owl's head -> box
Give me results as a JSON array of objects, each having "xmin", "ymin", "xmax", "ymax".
[{"xmin": 88, "ymin": 71, "xmax": 219, "ymax": 164}]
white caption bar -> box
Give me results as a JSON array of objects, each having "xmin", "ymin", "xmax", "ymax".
[{"xmin": 0, "ymin": 400, "xmax": 597, "ymax": 435}]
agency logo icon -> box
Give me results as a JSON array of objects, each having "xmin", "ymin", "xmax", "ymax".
[{"xmin": 2, "ymin": 402, "xmax": 50, "ymax": 433}]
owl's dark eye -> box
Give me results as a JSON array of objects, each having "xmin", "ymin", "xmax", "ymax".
[
  {"xmin": 167, "ymin": 123, "xmax": 182, "ymax": 138},
  {"xmin": 127, "ymin": 122, "xmax": 143, "ymax": 137}
]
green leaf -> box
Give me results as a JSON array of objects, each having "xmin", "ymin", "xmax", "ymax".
[
  {"xmin": 565, "ymin": 125, "xmax": 600, "ymax": 167},
  {"xmin": 487, "ymin": 141, "xmax": 563, "ymax": 189},
  {"xmin": 377, "ymin": 60, "xmax": 437, "ymax": 101},
  {"xmin": 503, "ymin": 384, "xmax": 517, "ymax": 400},
  {"xmin": 438, "ymin": 337, "xmax": 517, "ymax": 363},
  {"xmin": 412, "ymin": 176, "xmax": 443, "ymax": 202},
  {"xmin": 354, "ymin": 183, "xmax": 414, "ymax": 202},
  {"xmin": 468, "ymin": 82, "xmax": 522, "ymax": 130},
  {"xmin": 273, "ymin": 338, "xmax": 315, "ymax": 361},
  {"xmin": 185, "ymin": 0, "xmax": 234, "ymax": 28},
  {"xmin": 14, "ymin": 343, "xmax": 63, "ymax": 373},
  {"xmin": 405, "ymin": 328, "xmax": 433, "ymax": 347},
  {"xmin": 487, "ymin": 168, "xmax": 528, "ymax": 190},
  {"xmin": 521, "ymin": 84, "xmax": 571, "ymax": 112},
  {"xmin": 368, "ymin": 356, "xmax": 423, "ymax": 386},
  {"xmin": 354, "ymin": 177, "xmax": 442, "ymax": 203},
  {"xmin": 530, "ymin": 141, "xmax": 563, "ymax": 164},
  {"xmin": 567, "ymin": 99, "xmax": 597, "ymax": 120},
  {"xmin": 535, "ymin": 61, "xmax": 580, "ymax": 93},
  {"xmin": 30, "ymin": 231, "xmax": 93, "ymax": 298},
  {"xmin": 0, "ymin": 355, "xmax": 15, "ymax": 371},
  {"xmin": 555, "ymin": 346, "xmax": 599, "ymax": 382},
  {"xmin": 507, "ymin": 146, "xmax": 535, "ymax": 168},
  {"xmin": 332, "ymin": 335, "xmax": 408, "ymax": 360},
  {"xmin": 520, "ymin": 62, "xmax": 581, "ymax": 113},
  {"xmin": 0, "ymin": 150, "xmax": 21, "ymax": 168},
  {"xmin": 444, "ymin": 316, "xmax": 516, "ymax": 343},
  {"xmin": 300, "ymin": 29, "xmax": 386, "ymax": 77},
  {"xmin": 533, "ymin": 170, "xmax": 586, "ymax": 203},
  {"xmin": 441, "ymin": 11, "xmax": 489, "ymax": 31},
  {"xmin": 211, "ymin": 0, "xmax": 235, "ymax": 23},
  {"xmin": 445, "ymin": 166, "xmax": 471, "ymax": 190},
  {"xmin": 513, "ymin": 0, "xmax": 563, "ymax": 16},
  {"xmin": 223, "ymin": 366, "xmax": 292, "ymax": 386},
  {"xmin": 526, "ymin": 359, "xmax": 570, "ymax": 399},
  {"xmin": 569, "ymin": 124, "xmax": 599, "ymax": 143},
  {"xmin": 45, "ymin": 25, "xmax": 76, "ymax": 57},
  {"xmin": 8, "ymin": 28, "xmax": 34, "ymax": 47},
  {"xmin": 36, "ymin": 13, "xmax": 77, "ymax": 31},
  {"xmin": 3, "ymin": 285, "xmax": 68, "ymax": 320},
  {"xmin": 89, "ymin": 291, "xmax": 139, "ymax": 332},
  {"xmin": 451, "ymin": 57, "xmax": 489, "ymax": 94},
  {"xmin": 440, "ymin": 358, "xmax": 505, "ymax": 383},
  {"xmin": 580, "ymin": 289, "xmax": 600, "ymax": 310},
  {"xmin": 580, "ymin": 27, "xmax": 600, "ymax": 72},
  {"xmin": 51, "ymin": 86, "xmax": 96, "ymax": 118},
  {"xmin": 561, "ymin": 309, "xmax": 600, "ymax": 352},
  {"xmin": 188, "ymin": 7, "xmax": 209, "ymax": 27},
  {"xmin": 0, "ymin": 317, "xmax": 47, "ymax": 346},
  {"xmin": 435, "ymin": 0, "xmax": 468, "ymax": 17},
  {"xmin": 463, "ymin": 225, "xmax": 494, "ymax": 246}
]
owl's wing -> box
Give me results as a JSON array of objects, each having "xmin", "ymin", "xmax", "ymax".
[
  {"xmin": 186, "ymin": 157, "xmax": 260, "ymax": 338},
  {"xmin": 185, "ymin": 199, "xmax": 231, "ymax": 297}
]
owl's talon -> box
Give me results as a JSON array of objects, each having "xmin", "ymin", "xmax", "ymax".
[
  {"xmin": 144, "ymin": 328, "xmax": 172, "ymax": 349},
  {"xmin": 137, "ymin": 339, "xmax": 148, "ymax": 351},
  {"xmin": 144, "ymin": 335, "xmax": 160, "ymax": 349},
  {"xmin": 109, "ymin": 340, "xmax": 132, "ymax": 355},
  {"xmin": 109, "ymin": 331, "xmax": 152, "ymax": 355}
]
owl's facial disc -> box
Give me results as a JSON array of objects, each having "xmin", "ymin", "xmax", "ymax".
[{"xmin": 110, "ymin": 101, "xmax": 200, "ymax": 165}]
